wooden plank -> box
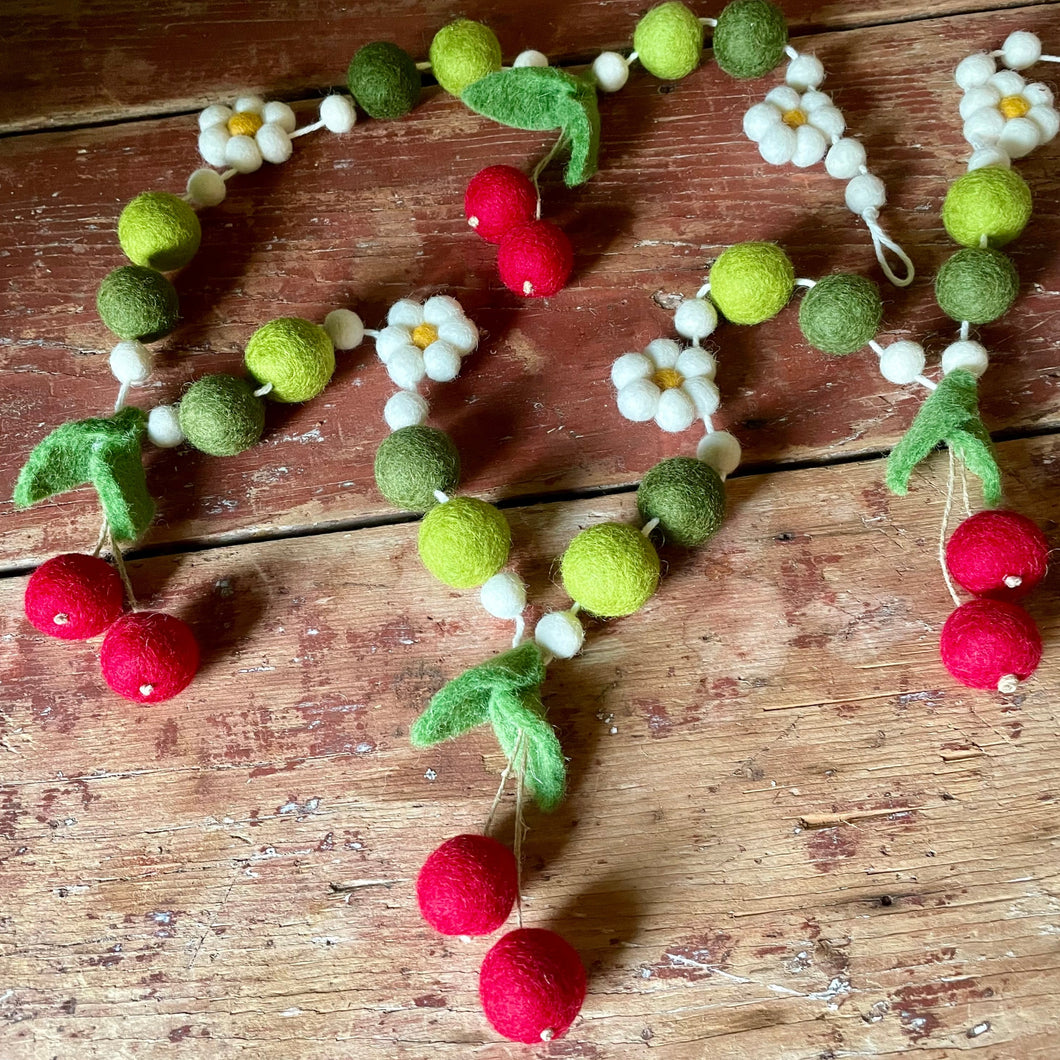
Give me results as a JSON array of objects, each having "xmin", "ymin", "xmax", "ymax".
[
  {"xmin": 2, "ymin": 0, "xmax": 1057, "ymax": 132},
  {"xmin": 0, "ymin": 436, "xmax": 1057, "ymax": 1057},
  {"xmin": 3, "ymin": 7, "xmax": 1060, "ymax": 570}
]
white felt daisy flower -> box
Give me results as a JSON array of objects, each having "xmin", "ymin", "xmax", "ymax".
[
  {"xmin": 743, "ymin": 85, "xmax": 846, "ymax": 168},
  {"xmin": 959, "ymin": 65, "xmax": 1058, "ymax": 161},
  {"xmin": 611, "ymin": 339, "xmax": 720, "ymax": 433},
  {"xmin": 374, "ymin": 296, "xmax": 480, "ymax": 390},
  {"xmin": 197, "ymin": 95, "xmax": 298, "ymax": 173}
]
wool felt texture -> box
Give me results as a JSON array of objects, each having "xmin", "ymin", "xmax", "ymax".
[
  {"xmin": 244, "ymin": 317, "xmax": 335, "ymax": 403},
  {"xmin": 497, "ymin": 220, "xmax": 574, "ymax": 298},
  {"xmin": 561, "ymin": 522, "xmax": 660, "ymax": 617},
  {"xmin": 410, "ymin": 642, "xmax": 565, "ymax": 812},
  {"xmin": 461, "ymin": 67, "xmax": 600, "ymax": 187},
  {"xmin": 24, "ymin": 553, "xmax": 124, "ymax": 640},
  {"xmin": 798, "ymin": 273, "xmax": 883, "ymax": 356},
  {"xmin": 118, "ymin": 192, "xmax": 202, "ymax": 272},
  {"xmin": 100, "ymin": 611, "xmax": 200, "ymax": 703},
  {"xmin": 942, "ymin": 167, "xmax": 1032, "ymax": 248},
  {"xmin": 416, "ymin": 834, "xmax": 518, "ymax": 936},
  {"xmin": 708, "ymin": 241, "xmax": 794, "ymax": 325},
  {"xmin": 374, "ymin": 425, "xmax": 461, "ymax": 511},
  {"xmin": 96, "ymin": 265, "xmax": 180, "ymax": 342},
  {"xmin": 430, "ymin": 20, "xmax": 502, "ymax": 97},
  {"xmin": 632, "ymin": 2, "xmax": 704, "ymax": 81},
  {"xmin": 935, "ymin": 247, "xmax": 1019, "ymax": 324},
  {"xmin": 637, "ymin": 457, "xmax": 726, "ymax": 547},
  {"xmin": 945, "ymin": 509, "xmax": 1049, "ymax": 600},
  {"xmin": 346, "ymin": 41, "xmax": 422, "ymax": 120},
  {"xmin": 465, "ymin": 165, "xmax": 538, "ymax": 243},
  {"xmin": 479, "ymin": 928, "xmax": 587, "ymax": 1043},
  {"xmin": 178, "ymin": 374, "xmax": 265, "ymax": 456},
  {"xmin": 13, "ymin": 407, "xmax": 155, "ymax": 542},
  {"xmin": 885, "ymin": 369, "xmax": 1001, "ymax": 506},
  {"xmin": 940, "ymin": 598, "xmax": 1042, "ymax": 689},
  {"xmin": 418, "ymin": 496, "xmax": 511, "ymax": 588},
  {"xmin": 713, "ymin": 0, "xmax": 789, "ymax": 79}
]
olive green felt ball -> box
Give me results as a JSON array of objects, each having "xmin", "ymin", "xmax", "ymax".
[
  {"xmin": 799, "ymin": 273, "xmax": 883, "ymax": 356},
  {"xmin": 430, "ymin": 20, "xmax": 502, "ymax": 96},
  {"xmin": 374, "ymin": 426, "xmax": 461, "ymax": 511},
  {"xmin": 178, "ymin": 374, "xmax": 265, "ymax": 457},
  {"xmin": 244, "ymin": 317, "xmax": 335, "ymax": 403},
  {"xmin": 942, "ymin": 167, "xmax": 1032, "ymax": 248},
  {"xmin": 418, "ymin": 497, "xmax": 511, "ymax": 589},
  {"xmin": 96, "ymin": 265, "xmax": 180, "ymax": 342},
  {"xmin": 347, "ymin": 41, "xmax": 422, "ymax": 120},
  {"xmin": 633, "ymin": 2, "xmax": 704, "ymax": 80},
  {"xmin": 118, "ymin": 191, "xmax": 201, "ymax": 272},
  {"xmin": 561, "ymin": 522, "xmax": 660, "ymax": 618},
  {"xmin": 712, "ymin": 0, "xmax": 788, "ymax": 79},
  {"xmin": 709, "ymin": 242, "xmax": 794, "ymax": 325},
  {"xmin": 638, "ymin": 457, "xmax": 725, "ymax": 548},
  {"xmin": 935, "ymin": 247, "xmax": 1019, "ymax": 324}
]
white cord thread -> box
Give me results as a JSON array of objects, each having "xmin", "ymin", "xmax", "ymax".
[{"xmin": 862, "ymin": 207, "xmax": 915, "ymax": 287}]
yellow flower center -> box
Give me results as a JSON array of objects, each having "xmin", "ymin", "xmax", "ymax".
[
  {"xmin": 227, "ymin": 111, "xmax": 264, "ymax": 136},
  {"xmin": 782, "ymin": 108, "xmax": 807, "ymax": 128},
  {"xmin": 999, "ymin": 94, "xmax": 1030, "ymax": 119},
  {"xmin": 653, "ymin": 367, "xmax": 683, "ymax": 390},
  {"xmin": 411, "ymin": 323, "xmax": 439, "ymax": 350}
]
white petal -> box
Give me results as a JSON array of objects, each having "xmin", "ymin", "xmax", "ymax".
[
  {"xmin": 800, "ymin": 90, "xmax": 832, "ymax": 112},
  {"xmin": 655, "ymin": 388, "xmax": 696, "ymax": 433},
  {"xmin": 386, "ymin": 346, "xmax": 426, "ymax": 389},
  {"xmin": 1022, "ymin": 83, "xmax": 1054, "ymax": 107},
  {"xmin": 255, "ymin": 122, "xmax": 292, "ymax": 164},
  {"xmin": 765, "ymin": 85, "xmax": 801, "ymax": 111},
  {"xmin": 234, "ymin": 94, "xmax": 266, "ymax": 114},
  {"xmin": 198, "ymin": 104, "xmax": 232, "ymax": 131},
  {"xmin": 262, "ymin": 101, "xmax": 297, "ymax": 133},
  {"xmin": 675, "ymin": 347, "xmax": 716, "ymax": 381},
  {"xmin": 376, "ymin": 325, "xmax": 413, "ymax": 363},
  {"xmin": 809, "ymin": 105, "xmax": 845, "ymax": 140},
  {"xmin": 998, "ymin": 116, "xmax": 1041, "ymax": 158},
  {"xmin": 611, "ymin": 352, "xmax": 653, "ymax": 389},
  {"xmin": 644, "ymin": 338, "xmax": 681, "ymax": 369},
  {"xmin": 1027, "ymin": 105, "xmax": 1060, "ymax": 143},
  {"xmin": 423, "ymin": 340, "xmax": 462, "ymax": 382},
  {"xmin": 759, "ymin": 123, "xmax": 797, "ymax": 165},
  {"xmin": 963, "ymin": 106, "xmax": 1004, "ymax": 145},
  {"xmin": 617, "ymin": 378, "xmax": 661, "ymax": 422},
  {"xmin": 197, "ymin": 126, "xmax": 230, "ymax": 167},
  {"xmin": 224, "ymin": 134, "xmax": 262, "ymax": 173},
  {"xmin": 988, "ymin": 70, "xmax": 1025, "ymax": 96},
  {"xmin": 387, "ymin": 299, "xmax": 424, "ymax": 328},
  {"xmin": 959, "ymin": 85, "xmax": 1000, "ymax": 120},
  {"xmin": 955, "ymin": 52, "xmax": 995, "ymax": 90},
  {"xmin": 437, "ymin": 319, "xmax": 478, "ymax": 355},
  {"xmin": 792, "ymin": 123, "xmax": 828, "ymax": 167},
  {"xmin": 743, "ymin": 102, "xmax": 782, "ymax": 142},
  {"xmin": 681, "ymin": 377, "xmax": 721, "ymax": 417},
  {"xmin": 422, "ymin": 295, "xmax": 465, "ymax": 325}
]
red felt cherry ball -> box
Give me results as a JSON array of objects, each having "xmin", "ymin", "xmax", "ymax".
[
  {"xmin": 497, "ymin": 220, "xmax": 574, "ymax": 298},
  {"xmin": 465, "ymin": 165, "xmax": 537, "ymax": 243},
  {"xmin": 945, "ymin": 509, "xmax": 1049, "ymax": 600},
  {"xmin": 940, "ymin": 598, "xmax": 1042, "ymax": 691},
  {"xmin": 99, "ymin": 611, "xmax": 200, "ymax": 703},
  {"xmin": 479, "ymin": 927, "xmax": 586, "ymax": 1044},
  {"xmin": 24, "ymin": 553, "xmax": 124, "ymax": 640},
  {"xmin": 416, "ymin": 833, "xmax": 518, "ymax": 936}
]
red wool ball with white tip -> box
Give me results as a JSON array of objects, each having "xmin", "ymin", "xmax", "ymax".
[
  {"xmin": 100, "ymin": 611, "xmax": 200, "ymax": 703},
  {"xmin": 24, "ymin": 553, "xmax": 125, "ymax": 640},
  {"xmin": 464, "ymin": 165, "xmax": 537, "ymax": 243},
  {"xmin": 945, "ymin": 509, "xmax": 1049, "ymax": 600},
  {"xmin": 940, "ymin": 598, "xmax": 1042, "ymax": 692}
]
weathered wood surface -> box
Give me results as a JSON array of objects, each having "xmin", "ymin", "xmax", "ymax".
[
  {"xmin": 2, "ymin": 5, "xmax": 1060, "ymax": 570},
  {"xmin": 1, "ymin": 437, "xmax": 1057, "ymax": 1058}
]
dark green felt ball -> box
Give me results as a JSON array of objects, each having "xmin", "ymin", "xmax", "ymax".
[
  {"xmin": 935, "ymin": 247, "xmax": 1019, "ymax": 325},
  {"xmin": 178, "ymin": 374, "xmax": 265, "ymax": 457},
  {"xmin": 799, "ymin": 273, "xmax": 883, "ymax": 356},
  {"xmin": 637, "ymin": 457, "xmax": 726, "ymax": 548},
  {"xmin": 713, "ymin": 0, "xmax": 788, "ymax": 79},
  {"xmin": 96, "ymin": 265, "xmax": 180, "ymax": 342},
  {"xmin": 347, "ymin": 41, "xmax": 422, "ymax": 120},
  {"xmin": 374, "ymin": 425, "xmax": 461, "ymax": 511}
]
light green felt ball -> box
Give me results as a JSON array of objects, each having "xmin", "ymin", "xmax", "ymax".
[
  {"xmin": 637, "ymin": 457, "xmax": 725, "ymax": 548},
  {"xmin": 374, "ymin": 426, "xmax": 461, "ymax": 511},
  {"xmin": 633, "ymin": 2, "xmax": 704, "ymax": 80},
  {"xmin": 244, "ymin": 317, "xmax": 335, "ymax": 403},
  {"xmin": 709, "ymin": 242, "xmax": 794, "ymax": 325},
  {"xmin": 118, "ymin": 191, "xmax": 202, "ymax": 272},
  {"xmin": 178, "ymin": 374, "xmax": 265, "ymax": 457},
  {"xmin": 799, "ymin": 273, "xmax": 883, "ymax": 356},
  {"xmin": 561, "ymin": 522, "xmax": 660, "ymax": 618},
  {"xmin": 418, "ymin": 497, "xmax": 511, "ymax": 589},
  {"xmin": 942, "ymin": 167, "xmax": 1032, "ymax": 248},
  {"xmin": 96, "ymin": 265, "xmax": 180, "ymax": 342},
  {"xmin": 347, "ymin": 41, "xmax": 422, "ymax": 120},
  {"xmin": 713, "ymin": 0, "xmax": 788, "ymax": 79},
  {"xmin": 935, "ymin": 247, "xmax": 1019, "ymax": 324},
  {"xmin": 430, "ymin": 20, "xmax": 502, "ymax": 96}
]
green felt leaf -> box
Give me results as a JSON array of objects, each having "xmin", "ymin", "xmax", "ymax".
[
  {"xmin": 488, "ymin": 686, "xmax": 566, "ymax": 814},
  {"xmin": 886, "ymin": 369, "xmax": 1002, "ymax": 506},
  {"xmin": 13, "ymin": 407, "xmax": 155, "ymax": 541}
]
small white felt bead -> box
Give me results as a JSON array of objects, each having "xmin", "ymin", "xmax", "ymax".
[
  {"xmin": 1003, "ymin": 31, "xmax": 1043, "ymax": 70},
  {"xmin": 967, "ymin": 146, "xmax": 1011, "ymax": 171},
  {"xmin": 611, "ymin": 352, "xmax": 653, "ymax": 389},
  {"xmin": 197, "ymin": 126, "xmax": 230, "ymax": 167},
  {"xmin": 645, "ymin": 337, "xmax": 681, "ymax": 369},
  {"xmin": 422, "ymin": 294, "xmax": 464, "ymax": 325},
  {"xmin": 147, "ymin": 405, "xmax": 184, "ymax": 448},
  {"xmin": 320, "ymin": 94, "xmax": 357, "ymax": 133},
  {"xmin": 759, "ymin": 123, "xmax": 797, "ymax": 165},
  {"xmin": 386, "ymin": 345, "xmax": 426, "ymax": 389},
  {"xmin": 109, "ymin": 340, "xmax": 153, "ymax": 385},
  {"xmin": 785, "ymin": 53, "xmax": 825, "ymax": 91},
  {"xmin": 676, "ymin": 346, "xmax": 716, "ymax": 380},
  {"xmin": 423, "ymin": 340, "xmax": 462, "ymax": 382},
  {"xmin": 513, "ymin": 49, "xmax": 549, "ymax": 68},
  {"xmin": 593, "ymin": 51, "xmax": 629, "ymax": 92},
  {"xmin": 681, "ymin": 376, "xmax": 721, "ymax": 417},
  {"xmin": 234, "ymin": 94, "xmax": 265, "ymax": 114},
  {"xmin": 480, "ymin": 572, "xmax": 526, "ymax": 620},
  {"xmin": 262, "ymin": 100, "xmax": 297, "ymax": 133},
  {"xmin": 743, "ymin": 102, "xmax": 781, "ymax": 142},
  {"xmin": 824, "ymin": 137, "xmax": 867, "ymax": 179},
  {"xmin": 809, "ymin": 105, "xmax": 845, "ymax": 140},
  {"xmin": 1022, "ymin": 82, "xmax": 1054, "ymax": 106},
  {"xmin": 964, "ymin": 107, "xmax": 1004, "ymax": 146},
  {"xmin": 792, "ymin": 123, "xmax": 828, "ymax": 167},
  {"xmin": 845, "ymin": 173, "xmax": 886, "ymax": 214},
  {"xmin": 655, "ymin": 387, "xmax": 696, "ymax": 432},
  {"xmin": 696, "ymin": 430, "xmax": 741, "ymax": 476},
  {"xmin": 256, "ymin": 123, "xmax": 292, "ymax": 164},
  {"xmin": 674, "ymin": 298, "xmax": 718, "ymax": 340},
  {"xmin": 387, "ymin": 299, "xmax": 423, "ymax": 328},
  {"xmin": 765, "ymin": 85, "xmax": 801, "ymax": 111},
  {"xmin": 942, "ymin": 340, "xmax": 989, "ymax": 378},
  {"xmin": 1028, "ymin": 104, "xmax": 1060, "ymax": 142},
  {"xmin": 998, "ymin": 116, "xmax": 1041, "ymax": 158},
  {"xmin": 616, "ymin": 378, "xmax": 660, "ymax": 422},
  {"xmin": 324, "ymin": 309, "xmax": 364, "ymax": 350},
  {"xmin": 800, "ymin": 90, "xmax": 831, "ymax": 112},
  {"xmin": 878, "ymin": 340, "xmax": 926, "ymax": 385},
  {"xmin": 437, "ymin": 319, "xmax": 478, "ymax": 355},
  {"xmin": 224, "ymin": 134, "xmax": 263, "ymax": 173},
  {"xmin": 955, "ymin": 52, "xmax": 996, "ymax": 90},
  {"xmin": 198, "ymin": 104, "xmax": 232, "ymax": 131},
  {"xmin": 988, "ymin": 70, "xmax": 1026, "ymax": 96},
  {"xmin": 384, "ymin": 389, "xmax": 429, "ymax": 430},
  {"xmin": 535, "ymin": 610, "xmax": 584, "ymax": 659},
  {"xmin": 187, "ymin": 167, "xmax": 227, "ymax": 206},
  {"xmin": 959, "ymin": 85, "xmax": 1000, "ymax": 120},
  {"xmin": 376, "ymin": 325, "xmax": 413, "ymax": 363}
]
